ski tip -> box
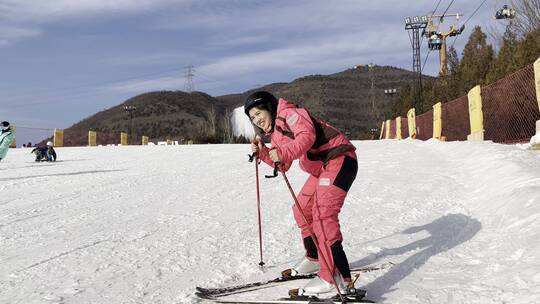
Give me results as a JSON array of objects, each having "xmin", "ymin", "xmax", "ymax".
[
  {"xmin": 196, "ymin": 286, "xmax": 210, "ymax": 293},
  {"xmin": 195, "ymin": 291, "xmax": 215, "ymax": 300}
]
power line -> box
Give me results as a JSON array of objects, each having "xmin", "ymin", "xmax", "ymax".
[
  {"xmin": 463, "ymin": 0, "xmax": 489, "ymax": 25},
  {"xmin": 420, "ymin": 0, "xmax": 457, "ymax": 73},
  {"xmin": 2, "ymin": 65, "xmax": 197, "ymax": 108},
  {"xmin": 420, "ymin": 0, "xmax": 444, "ymax": 48},
  {"xmin": 195, "ymin": 69, "xmax": 217, "ymax": 82},
  {"xmin": 6, "ymin": 90, "xmax": 119, "ymax": 109},
  {"xmin": 450, "ymin": 0, "xmax": 489, "ymax": 49},
  {"xmin": 421, "ymin": 50, "xmax": 433, "ymax": 73},
  {"xmin": 14, "ymin": 126, "xmax": 55, "ymax": 131},
  {"xmin": 440, "ymin": 0, "xmax": 456, "ymax": 19},
  {"xmin": 0, "ymin": 66, "xmax": 187, "ymax": 104}
]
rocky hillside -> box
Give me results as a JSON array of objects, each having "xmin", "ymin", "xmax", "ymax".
[{"xmin": 58, "ymin": 65, "xmax": 426, "ymax": 145}]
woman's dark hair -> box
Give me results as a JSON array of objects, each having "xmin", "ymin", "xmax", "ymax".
[{"xmin": 244, "ymin": 91, "xmax": 278, "ymax": 135}]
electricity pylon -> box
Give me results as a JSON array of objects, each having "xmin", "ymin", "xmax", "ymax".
[{"xmin": 184, "ymin": 64, "xmax": 195, "ymax": 93}]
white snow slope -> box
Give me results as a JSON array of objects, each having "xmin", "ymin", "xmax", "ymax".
[{"xmin": 1, "ymin": 140, "xmax": 540, "ymax": 304}]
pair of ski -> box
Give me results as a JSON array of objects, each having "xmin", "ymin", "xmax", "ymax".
[
  {"xmin": 196, "ymin": 289, "xmax": 371, "ymax": 303},
  {"xmin": 196, "ymin": 262, "xmax": 393, "ymax": 303}
]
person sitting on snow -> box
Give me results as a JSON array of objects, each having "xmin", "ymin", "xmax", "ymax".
[
  {"xmin": 0, "ymin": 121, "xmax": 15, "ymax": 162},
  {"xmin": 31, "ymin": 141, "xmax": 57, "ymax": 162}
]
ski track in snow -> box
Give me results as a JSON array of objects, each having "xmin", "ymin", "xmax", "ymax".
[{"xmin": 1, "ymin": 141, "xmax": 539, "ymax": 303}]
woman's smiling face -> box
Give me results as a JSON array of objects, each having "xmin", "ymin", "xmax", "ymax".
[{"xmin": 248, "ymin": 107, "xmax": 273, "ymax": 133}]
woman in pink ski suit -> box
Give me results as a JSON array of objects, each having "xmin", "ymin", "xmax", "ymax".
[{"xmin": 245, "ymin": 91, "xmax": 358, "ymax": 295}]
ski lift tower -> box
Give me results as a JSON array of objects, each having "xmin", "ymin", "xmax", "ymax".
[
  {"xmin": 424, "ymin": 13, "xmax": 464, "ymax": 76},
  {"xmin": 405, "ymin": 15, "xmax": 429, "ymax": 114}
]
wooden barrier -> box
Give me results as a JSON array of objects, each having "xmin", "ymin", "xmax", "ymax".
[
  {"xmin": 395, "ymin": 117, "xmax": 402, "ymax": 140},
  {"xmin": 88, "ymin": 131, "xmax": 97, "ymax": 146},
  {"xmin": 433, "ymin": 102, "xmax": 442, "ymax": 139},
  {"xmin": 53, "ymin": 129, "xmax": 64, "ymax": 147},
  {"xmin": 407, "ymin": 108, "xmax": 416, "ymax": 138},
  {"xmin": 467, "ymin": 85, "xmax": 484, "ymax": 141}
]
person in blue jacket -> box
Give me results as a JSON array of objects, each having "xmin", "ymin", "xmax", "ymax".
[
  {"xmin": 0, "ymin": 121, "xmax": 15, "ymax": 162},
  {"xmin": 31, "ymin": 141, "xmax": 57, "ymax": 162}
]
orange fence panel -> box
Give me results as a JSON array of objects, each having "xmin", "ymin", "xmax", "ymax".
[
  {"xmin": 389, "ymin": 120, "xmax": 397, "ymax": 139},
  {"xmin": 400, "ymin": 117, "xmax": 410, "ymax": 139},
  {"xmin": 416, "ymin": 110, "xmax": 433, "ymax": 141},
  {"xmin": 441, "ymin": 95, "xmax": 469, "ymax": 141},
  {"xmin": 482, "ymin": 64, "xmax": 540, "ymax": 143}
]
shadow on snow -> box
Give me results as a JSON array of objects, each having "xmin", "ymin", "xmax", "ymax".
[
  {"xmin": 0, "ymin": 169, "xmax": 126, "ymax": 181},
  {"xmin": 350, "ymin": 213, "xmax": 482, "ymax": 302}
]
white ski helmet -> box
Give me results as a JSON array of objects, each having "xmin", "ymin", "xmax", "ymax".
[{"xmin": 46, "ymin": 141, "xmax": 53, "ymax": 146}]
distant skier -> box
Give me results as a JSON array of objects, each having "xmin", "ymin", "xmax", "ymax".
[
  {"xmin": 31, "ymin": 141, "xmax": 57, "ymax": 162},
  {"xmin": 245, "ymin": 91, "xmax": 358, "ymax": 296},
  {"xmin": 0, "ymin": 121, "xmax": 15, "ymax": 162}
]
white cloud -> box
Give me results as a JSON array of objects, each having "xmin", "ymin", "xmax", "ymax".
[
  {"xmin": 0, "ymin": 25, "xmax": 42, "ymax": 46},
  {"xmin": 101, "ymin": 24, "xmax": 412, "ymax": 95},
  {"xmin": 197, "ymin": 25, "xmax": 410, "ymax": 76},
  {"xmin": 205, "ymin": 34, "xmax": 272, "ymax": 49},
  {"xmin": 99, "ymin": 53, "xmax": 188, "ymax": 67},
  {"xmin": 0, "ymin": 0, "xmax": 185, "ymax": 22},
  {"xmin": 103, "ymin": 76, "xmax": 182, "ymax": 93},
  {"xmin": 150, "ymin": 0, "xmax": 429, "ymax": 31},
  {"xmin": 0, "ymin": 0, "xmax": 185, "ymax": 46}
]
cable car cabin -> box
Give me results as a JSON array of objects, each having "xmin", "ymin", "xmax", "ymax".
[
  {"xmin": 428, "ymin": 34, "xmax": 442, "ymax": 50},
  {"xmin": 494, "ymin": 5, "xmax": 516, "ymax": 20}
]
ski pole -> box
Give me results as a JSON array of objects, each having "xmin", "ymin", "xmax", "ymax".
[
  {"xmin": 254, "ymin": 153, "xmax": 265, "ymax": 269},
  {"xmin": 279, "ymin": 165, "xmax": 346, "ymax": 303}
]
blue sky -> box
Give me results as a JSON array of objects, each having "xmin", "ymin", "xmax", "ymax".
[{"xmin": 0, "ymin": 0, "xmax": 500, "ymax": 145}]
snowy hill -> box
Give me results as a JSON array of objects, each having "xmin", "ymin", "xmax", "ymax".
[{"xmin": 1, "ymin": 140, "xmax": 540, "ymax": 304}]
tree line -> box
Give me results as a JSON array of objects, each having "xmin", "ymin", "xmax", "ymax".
[{"xmin": 392, "ymin": 0, "xmax": 540, "ymax": 118}]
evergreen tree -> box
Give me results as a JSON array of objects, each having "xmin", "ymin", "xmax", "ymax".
[
  {"xmin": 447, "ymin": 46, "xmax": 460, "ymax": 75},
  {"xmin": 391, "ymin": 84, "xmax": 414, "ymax": 117},
  {"xmin": 444, "ymin": 46, "xmax": 463, "ymax": 101},
  {"xmin": 515, "ymin": 27, "xmax": 540, "ymax": 68},
  {"xmin": 457, "ymin": 26, "xmax": 494, "ymax": 88},
  {"xmin": 486, "ymin": 26, "xmax": 519, "ymax": 83}
]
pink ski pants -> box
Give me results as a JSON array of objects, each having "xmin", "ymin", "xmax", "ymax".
[{"xmin": 292, "ymin": 153, "xmax": 357, "ymax": 283}]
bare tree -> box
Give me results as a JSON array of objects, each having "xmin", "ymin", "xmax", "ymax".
[
  {"xmin": 486, "ymin": 0, "xmax": 540, "ymax": 48},
  {"xmin": 511, "ymin": 0, "xmax": 540, "ymax": 36},
  {"xmin": 485, "ymin": 21, "xmax": 508, "ymax": 50},
  {"xmin": 205, "ymin": 105, "xmax": 217, "ymax": 138},
  {"xmin": 219, "ymin": 108, "xmax": 234, "ymax": 143}
]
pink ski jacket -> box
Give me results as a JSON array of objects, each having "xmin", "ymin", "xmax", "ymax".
[{"xmin": 258, "ymin": 99, "xmax": 356, "ymax": 177}]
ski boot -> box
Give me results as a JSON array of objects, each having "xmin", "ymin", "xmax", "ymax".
[
  {"xmin": 289, "ymin": 274, "xmax": 367, "ymax": 302},
  {"xmin": 281, "ymin": 256, "xmax": 320, "ymax": 278},
  {"xmin": 293, "ymin": 273, "xmax": 348, "ymax": 297}
]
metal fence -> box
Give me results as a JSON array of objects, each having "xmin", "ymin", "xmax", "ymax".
[
  {"xmin": 416, "ymin": 109, "xmax": 434, "ymax": 141},
  {"xmin": 381, "ymin": 62, "xmax": 540, "ymax": 143},
  {"xmin": 482, "ymin": 65, "xmax": 539, "ymax": 143},
  {"xmin": 400, "ymin": 117, "xmax": 410, "ymax": 139},
  {"xmin": 441, "ymin": 95, "xmax": 469, "ymax": 141}
]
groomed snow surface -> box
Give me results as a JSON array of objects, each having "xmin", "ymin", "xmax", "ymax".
[{"xmin": 1, "ymin": 140, "xmax": 540, "ymax": 304}]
